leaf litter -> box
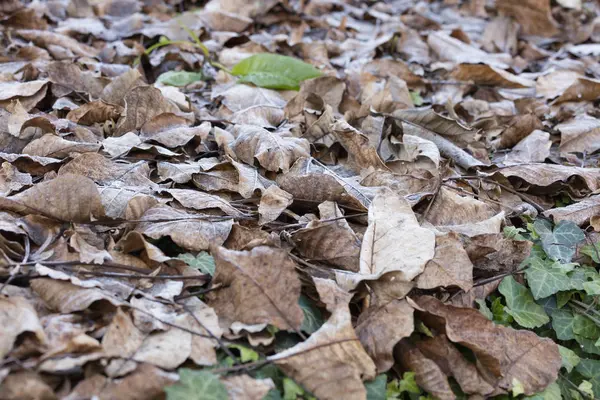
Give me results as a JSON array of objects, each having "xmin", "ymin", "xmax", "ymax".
[{"xmin": 1, "ymin": 0, "xmax": 600, "ymax": 399}]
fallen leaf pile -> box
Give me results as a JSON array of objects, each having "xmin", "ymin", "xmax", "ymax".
[{"xmin": 1, "ymin": 0, "xmax": 600, "ymax": 399}]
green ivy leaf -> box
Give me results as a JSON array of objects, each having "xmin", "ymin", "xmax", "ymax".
[
  {"xmin": 573, "ymin": 314, "xmax": 600, "ymax": 340},
  {"xmin": 231, "ymin": 54, "xmax": 322, "ymax": 90},
  {"xmin": 475, "ymin": 299, "xmax": 493, "ymax": 320},
  {"xmin": 298, "ymin": 295, "xmax": 324, "ymax": 334},
  {"xmin": 551, "ymin": 309, "xmax": 576, "ymax": 340},
  {"xmin": 398, "ymin": 372, "xmax": 421, "ymax": 394},
  {"xmin": 576, "ymin": 359, "xmax": 600, "ymax": 398},
  {"xmin": 524, "ymin": 256, "xmax": 572, "ymax": 300},
  {"xmin": 176, "ymin": 252, "xmax": 216, "ymax": 275},
  {"xmin": 491, "ymin": 296, "xmax": 514, "ymax": 326},
  {"xmin": 581, "ymin": 243, "xmax": 600, "ymax": 263},
  {"xmin": 157, "ymin": 71, "xmax": 205, "ymax": 87},
  {"xmin": 575, "ymin": 334, "xmax": 600, "ymax": 355},
  {"xmin": 365, "ymin": 375, "xmax": 387, "ymax": 400},
  {"xmin": 228, "ymin": 344, "xmax": 260, "ymax": 362},
  {"xmin": 524, "ymin": 382, "xmax": 561, "ymax": 400},
  {"xmin": 504, "ymin": 226, "xmax": 528, "ymax": 241},
  {"xmin": 499, "ymin": 276, "xmax": 549, "ymax": 328},
  {"xmin": 558, "ymin": 345, "xmax": 581, "ymax": 373},
  {"xmin": 283, "ymin": 378, "xmax": 314, "ymax": 400},
  {"xmin": 533, "ymin": 220, "xmax": 585, "ymax": 263},
  {"xmin": 164, "ymin": 369, "xmax": 228, "ymax": 400},
  {"xmin": 410, "ymin": 91, "xmax": 424, "ymax": 106}
]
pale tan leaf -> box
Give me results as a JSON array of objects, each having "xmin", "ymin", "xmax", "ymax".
[
  {"xmin": 221, "ymin": 375, "xmax": 275, "ymax": 400},
  {"xmin": 503, "ymin": 130, "xmax": 551, "ymax": 164},
  {"xmin": 0, "ymin": 162, "xmax": 32, "ymax": 195},
  {"xmin": 162, "ymin": 188, "xmax": 246, "ymax": 218},
  {"xmin": 206, "ymin": 245, "xmax": 303, "ymax": 331},
  {"xmin": 337, "ymin": 189, "xmax": 435, "ymax": 290},
  {"xmin": 16, "ymin": 29, "xmax": 99, "ymax": 57},
  {"xmin": 427, "ymin": 32, "xmax": 509, "ymax": 68},
  {"xmin": 543, "ymin": 195, "xmax": 600, "ymax": 226},
  {"xmin": 269, "ymin": 278, "xmax": 376, "ymax": 400},
  {"xmin": 536, "ymin": 70, "xmax": 581, "ymax": 99},
  {"xmin": 258, "ymin": 185, "xmax": 293, "ymax": 225},
  {"xmin": 0, "ymin": 295, "xmax": 46, "ymax": 359},
  {"xmin": 556, "ymin": 115, "xmax": 600, "ymax": 154}
]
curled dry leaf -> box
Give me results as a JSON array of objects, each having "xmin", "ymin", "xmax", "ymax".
[
  {"xmin": 257, "ymin": 185, "xmax": 293, "ymax": 225},
  {"xmin": 543, "ymin": 195, "xmax": 600, "ymax": 226},
  {"xmin": 206, "ymin": 245, "xmax": 303, "ymax": 331},
  {"xmin": 230, "ymin": 124, "xmax": 310, "ymax": 172},
  {"xmin": 409, "ymin": 295, "xmax": 562, "ymax": 395},
  {"xmin": 269, "ymin": 278, "xmax": 376, "ymax": 400},
  {"xmin": 0, "ymin": 295, "xmax": 46, "ymax": 359},
  {"xmin": 30, "ymin": 278, "xmax": 122, "ymax": 313}
]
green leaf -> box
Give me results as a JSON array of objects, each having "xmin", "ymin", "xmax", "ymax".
[
  {"xmin": 491, "ymin": 296, "xmax": 514, "ymax": 326},
  {"xmin": 581, "ymin": 243, "xmax": 600, "ymax": 263},
  {"xmin": 228, "ymin": 344, "xmax": 259, "ymax": 362},
  {"xmin": 573, "ymin": 314, "xmax": 600, "ymax": 340},
  {"xmin": 231, "ymin": 54, "xmax": 322, "ymax": 90},
  {"xmin": 583, "ymin": 280, "xmax": 600, "ymax": 295},
  {"xmin": 176, "ymin": 252, "xmax": 216, "ymax": 275},
  {"xmin": 504, "ymin": 226, "xmax": 528, "ymax": 241},
  {"xmin": 524, "ymin": 256, "xmax": 572, "ymax": 299},
  {"xmin": 164, "ymin": 369, "xmax": 228, "ymax": 400},
  {"xmin": 558, "ymin": 345, "xmax": 581, "ymax": 373},
  {"xmin": 398, "ymin": 372, "xmax": 421, "ymax": 394},
  {"xmin": 534, "ymin": 220, "xmax": 585, "ymax": 262},
  {"xmin": 551, "ymin": 309, "xmax": 576, "ymax": 340},
  {"xmin": 512, "ymin": 378, "xmax": 525, "ymax": 397},
  {"xmin": 499, "ymin": 276, "xmax": 549, "ymax": 328},
  {"xmin": 410, "ymin": 91, "xmax": 424, "ymax": 106},
  {"xmin": 578, "ymin": 380, "xmax": 595, "ymax": 399},
  {"xmin": 157, "ymin": 71, "xmax": 204, "ymax": 87},
  {"xmin": 557, "ymin": 291, "xmax": 575, "ymax": 308},
  {"xmin": 525, "ymin": 382, "xmax": 561, "ymax": 400},
  {"xmin": 574, "ymin": 334, "xmax": 600, "ymax": 355},
  {"xmin": 576, "ymin": 359, "xmax": 600, "ymax": 398},
  {"xmin": 475, "ymin": 299, "xmax": 493, "ymax": 320},
  {"xmin": 298, "ymin": 295, "xmax": 324, "ymax": 334},
  {"xmin": 365, "ymin": 375, "xmax": 387, "ymax": 400},
  {"xmin": 283, "ymin": 378, "xmax": 313, "ymax": 400},
  {"xmin": 568, "ymin": 267, "xmax": 599, "ymax": 291}
]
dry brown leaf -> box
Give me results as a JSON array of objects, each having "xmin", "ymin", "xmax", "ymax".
[
  {"xmin": 162, "ymin": 188, "xmax": 246, "ymax": 218},
  {"xmin": 0, "ymin": 295, "xmax": 46, "ymax": 360},
  {"xmin": 30, "ymin": 278, "xmax": 122, "ymax": 313},
  {"xmin": 0, "ymin": 371, "xmax": 57, "ymax": 400},
  {"xmin": 503, "ymin": 130, "xmax": 551, "ymax": 164},
  {"xmin": 427, "ymin": 31, "xmax": 509, "ymax": 68},
  {"xmin": 416, "ymin": 233, "xmax": 474, "ymax": 292},
  {"xmin": 258, "ymin": 185, "xmax": 293, "ymax": 225},
  {"xmin": 556, "ymin": 115, "xmax": 600, "ymax": 154},
  {"xmin": 451, "ymin": 64, "xmax": 535, "ymax": 88},
  {"xmin": 0, "ymin": 173, "xmax": 104, "ymax": 223},
  {"xmin": 66, "ymin": 101, "xmax": 122, "ymax": 125},
  {"xmin": 140, "ymin": 114, "xmax": 209, "ymax": 148},
  {"xmin": 495, "ymin": 113, "xmax": 544, "ymax": 150},
  {"xmin": 16, "ymin": 29, "xmax": 99, "ymax": 57},
  {"xmin": 101, "ymin": 69, "xmax": 145, "ymax": 107},
  {"xmin": 47, "ymin": 61, "xmax": 107, "ymax": 99},
  {"xmin": 115, "ymin": 86, "xmax": 181, "ymax": 136},
  {"xmin": 336, "ymin": 188, "xmax": 435, "ymax": 290},
  {"xmin": 410, "ymin": 296, "xmax": 561, "ymax": 395},
  {"xmin": 0, "ymin": 162, "xmax": 32, "ymax": 195},
  {"xmin": 536, "ymin": 70, "xmax": 581, "ymax": 99},
  {"xmin": 64, "ymin": 364, "xmax": 176, "ymax": 400},
  {"xmin": 291, "ymin": 201, "xmax": 361, "ymax": 271},
  {"xmin": 221, "ymin": 375, "xmax": 275, "ymax": 400},
  {"xmin": 22, "ymin": 134, "xmax": 100, "ymax": 158},
  {"xmin": 397, "ymin": 340, "xmax": 456, "ymax": 400},
  {"xmin": 554, "ymin": 76, "xmax": 600, "ymax": 104},
  {"xmin": 331, "ymin": 119, "xmax": 387, "ymax": 172},
  {"xmin": 135, "ymin": 205, "xmax": 233, "ymax": 252},
  {"xmin": 356, "ymin": 299, "xmax": 414, "ymax": 373},
  {"xmin": 415, "ymin": 334, "xmax": 494, "ymax": 396},
  {"xmin": 394, "ymin": 108, "xmax": 477, "ymax": 147},
  {"xmin": 206, "ymin": 245, "xmax": 303, "ymax": 331},
  {"xmin": 496, "ymin": 0, "xmax": 559, "ymax": 36},
  {"xmin": 269, "ymin": 278, "xmax": 376, "ymax": 400},
  {"xmin": 543, "ymin": 195, "xmax": 600, "ymax": 226},
  {"xmin": 230, "ymin": 125, "xmax": 310, "ymax": 172}
]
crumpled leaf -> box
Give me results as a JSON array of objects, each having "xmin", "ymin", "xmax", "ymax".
[
  {"xmin": 206, "ymin": 245, "xmax": 303, "ymax": 331},
  {"xmin": 410, "ymin": 295, "xmax": 561, "ymax": 395},
  {"xmin": 268, "ymin": 278, "xmax": 377, "ymax": 400},
  {"xmin": 232, "ymin": 54, "xmax": 322, "ymax": 90}
]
